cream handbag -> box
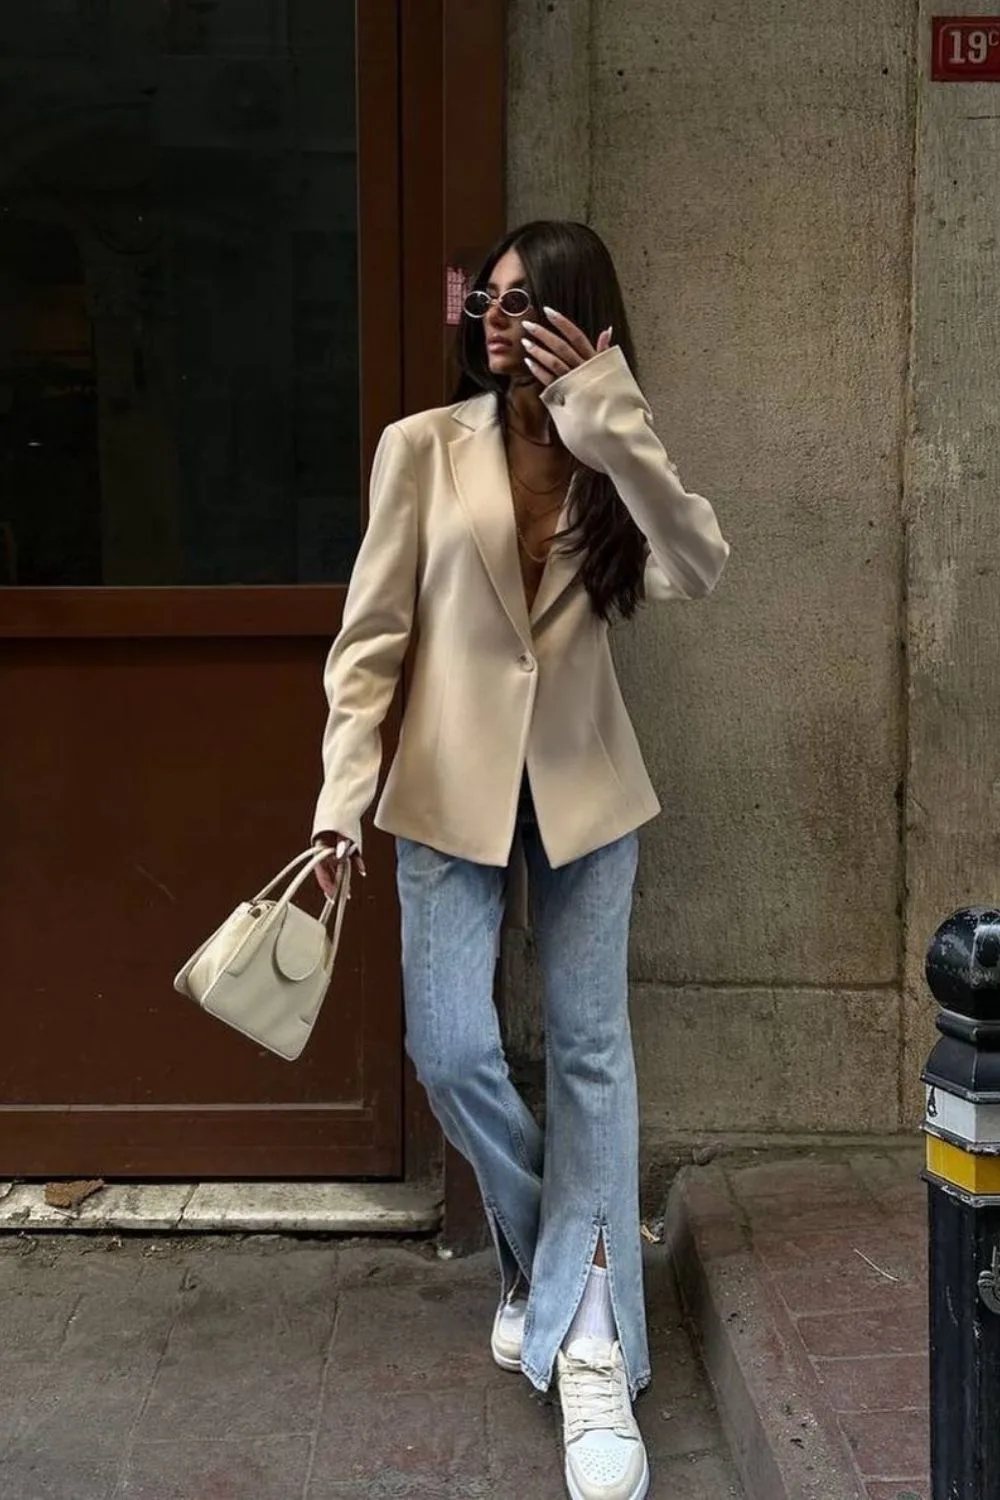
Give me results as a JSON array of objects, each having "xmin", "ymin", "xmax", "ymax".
[{"xmin": 173, "ymin": 845, "xmax": 351, "ymax": 1061}]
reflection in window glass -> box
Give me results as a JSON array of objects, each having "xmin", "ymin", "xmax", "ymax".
[{"xmin": 0, "ymin": 1, "xmax": 359, "ymax": 586}]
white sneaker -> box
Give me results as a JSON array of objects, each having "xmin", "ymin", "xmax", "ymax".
[
  {"xmin": 556, "ymin": 1337, "xmax": 649, "ymax": 1500},
  {"xmin": 491, "ymin": 1287, "xmax": 528, "ymax": 1371}
]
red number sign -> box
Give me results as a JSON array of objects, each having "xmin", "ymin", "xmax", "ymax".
[
  {"xmin": 445, "ymin": 266, "xmax": 473, "ymax": 326},
  {"xmin": 932, "ymin": 17, "xmax": 1000, "ymax": 79}
]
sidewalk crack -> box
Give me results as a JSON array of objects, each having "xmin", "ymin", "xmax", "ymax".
[{"xmin": 299, "ymin": 1293, "xmax": 341, "ymax": 1500}]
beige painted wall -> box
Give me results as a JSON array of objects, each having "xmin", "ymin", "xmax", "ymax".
[{"xmin": 504, "ymin": 0, "xmax": 993, "ymax": 1142}]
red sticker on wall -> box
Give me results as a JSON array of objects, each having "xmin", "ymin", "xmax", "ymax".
[
  {"xmin": 932, "ymin": 17, "xmax": 1000, "ymax": 79},
  {"xmin": 445, "ymin": 266, "xmax": 472, "ymax": 326}
]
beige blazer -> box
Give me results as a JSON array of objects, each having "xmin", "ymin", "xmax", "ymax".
[{"xmin": 311, "ymin": 346, "xmax": 730, "ymax": 868}]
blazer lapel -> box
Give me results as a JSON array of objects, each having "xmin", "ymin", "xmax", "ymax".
[{"xmin": 449, "ymin": 405, "xmax": 533, "ymax": 651}]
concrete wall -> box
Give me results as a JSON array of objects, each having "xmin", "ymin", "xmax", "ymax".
[
  {"xmin": 903, "ymin": 2, "xmax": 1000, "ymax": 1116},
  {"xmin": 504, "ymin": 0, "xmax": 995, "ymax": 1142}
]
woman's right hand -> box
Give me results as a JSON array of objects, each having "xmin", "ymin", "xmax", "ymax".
[{"xmin": 313, "ymin": 833, "xmax": 366, "ymax": 901}]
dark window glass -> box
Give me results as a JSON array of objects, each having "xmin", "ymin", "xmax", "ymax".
[{"xmin": 0, "ymin": 0, "xmax": 359, "ymax": 586}]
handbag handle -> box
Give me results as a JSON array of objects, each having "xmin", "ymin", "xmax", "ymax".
[
  {"xmin": 251, "ymin": 845, "xmax": 352, "ymax": 928},
  {"xmin": 322, "ymin": 856, "xmax": 351, "ymax": 965}
]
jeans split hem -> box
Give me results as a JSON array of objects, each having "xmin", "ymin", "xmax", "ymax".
[{"xmin": 484, "ymin": 1198, "xmax": 533, "ymax": 1296}]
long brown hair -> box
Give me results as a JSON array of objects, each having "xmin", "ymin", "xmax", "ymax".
[{"xmin": 454, "ymin": 220, "xmax": 648, "ymax": 621}]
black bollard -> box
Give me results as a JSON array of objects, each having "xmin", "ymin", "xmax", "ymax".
[{"xmin": 923, "ymin": 906, "xmax": 1000, "ymax": 1499}]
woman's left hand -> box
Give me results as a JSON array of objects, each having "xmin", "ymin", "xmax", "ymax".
[{"xmin": 521, "ymin": 309, "xmax": 613, "ymax": 388}]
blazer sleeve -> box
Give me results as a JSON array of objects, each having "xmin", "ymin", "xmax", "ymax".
[
  {"xmin": 311, "ymin": 423, "xmax": 419, "ymax": 851},
  {"xmin": 541, "ymin": 346, "xmax": 730, "ymax": 600}
]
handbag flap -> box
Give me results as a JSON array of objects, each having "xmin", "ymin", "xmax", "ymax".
[
  {"xmin": 182, "ymin": 901, "xmax": 271, "ymax": 995},
  {"xmin": 273, "ymin": 902, "xmax": 328, "ymax": 982},
  {"xmin": 225, "ymin": 900, "xmax": 277, "ymax": 977}
]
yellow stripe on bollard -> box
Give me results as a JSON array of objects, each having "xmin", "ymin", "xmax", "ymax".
[{"xmin": 926, "ymin": 1134, "xmax": 1000, "ymax": 1194}]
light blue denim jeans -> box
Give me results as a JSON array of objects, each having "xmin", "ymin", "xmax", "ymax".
[{"xmin": 395, "ymin": 778, "xmax": 650, "ymax": 1399}]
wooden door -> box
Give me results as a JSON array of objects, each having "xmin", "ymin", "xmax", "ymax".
[{"xmin": 0, "ymin": 0, "xmax": 404, "ymax": 1177}]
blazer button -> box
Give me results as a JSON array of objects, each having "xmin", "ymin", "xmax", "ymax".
[{"xmin": 518, "ymin": 653, "xmax": 536, "ymax": 673}]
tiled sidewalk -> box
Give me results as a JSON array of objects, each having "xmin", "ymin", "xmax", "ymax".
[
  {"xmin": 0, "ymin": 1229, "xmax": 745, "ymax": 1499},
  {"xmin": 670, "ymin": 1145, "xmax": 929, "ymax": 1500}
]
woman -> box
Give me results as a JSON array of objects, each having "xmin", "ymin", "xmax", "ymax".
[{"xmin": 312, "ymin": 220, "xmax": 729, "ymax": 1500}]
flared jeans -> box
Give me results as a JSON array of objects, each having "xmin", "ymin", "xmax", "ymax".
[{"xmin": 395, "ymin": 781, "xmax": 650, "ymax": 1398}]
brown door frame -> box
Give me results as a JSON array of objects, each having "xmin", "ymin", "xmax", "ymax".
[
  {"xmin": 0, "ymin": 0, "xmax": 508, "ymax": 1201},
  {"xmin": 0, "ymin": 0, "xmax": 406, "ymax": 1178}
]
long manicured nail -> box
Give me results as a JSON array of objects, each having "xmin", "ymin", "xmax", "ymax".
[
  {"xmin": 521, "ymin": 337, "xmax": 535, "ymax": 348},
  {"xmin": 543, "ymin": 305, "xmax": 560, "ymax": 318},
  {"xmin": 522, "ymin": 319, "xmax": 538, "ymax": 331}
]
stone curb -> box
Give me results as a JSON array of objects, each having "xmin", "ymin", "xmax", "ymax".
[
  {"xmin": 0, "ymin": 1179, "xmax": 441, "ymax": 1234},
  {"xmin": 666, "ymin": 1162, "xmax": 866, "ymax": 1500}
]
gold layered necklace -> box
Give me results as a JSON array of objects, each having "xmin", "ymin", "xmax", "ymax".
[
  {"xmin": 509, "ymin": 464, "xmax": 568, "ymax": 498},
  {"xmin": 504, "ymin": 407, "xmax": 573, "ymax": 565},
  {"xmin": 506, "ymin": 416, "xmax": 554, "ymax": 448},
  {"xmin": 508, "ymin": 464, "xmax": 573, "ymax": 564},
  {"xmin": 512, "ymin": 492, "xmax": 565, "ymax": 563}
]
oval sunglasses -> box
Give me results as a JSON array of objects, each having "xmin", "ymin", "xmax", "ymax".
[{"xmin": 463, "ymin": 288, "xmax": 532, "ymax": 319}]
